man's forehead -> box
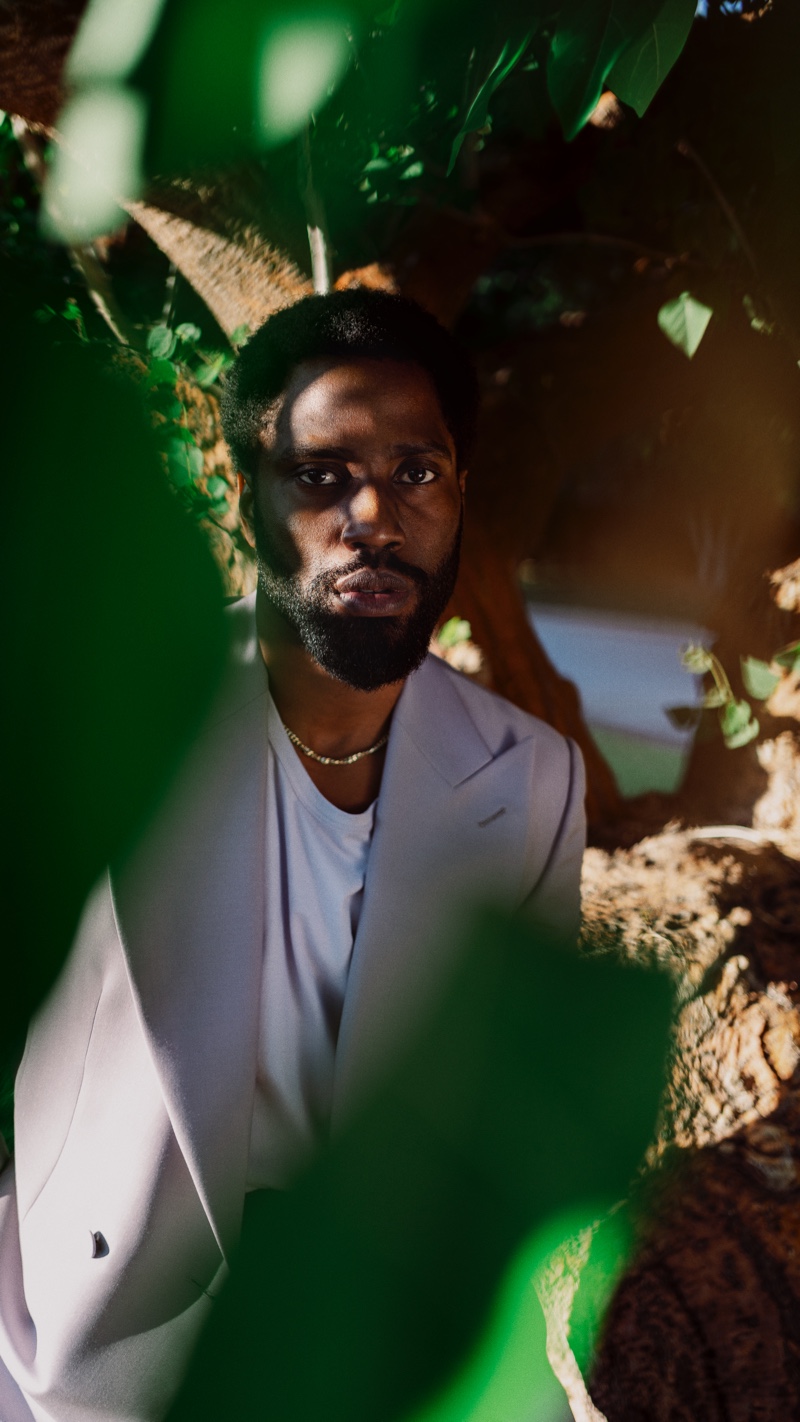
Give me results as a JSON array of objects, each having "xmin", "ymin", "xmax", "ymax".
[{"xmin": 258, "ymin": 355, "xmax": 453, "ymax": 454}]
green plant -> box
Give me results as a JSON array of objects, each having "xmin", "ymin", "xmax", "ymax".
[
  {"xmin": 669, "ymin": 640, "xmax": 800, "ymax": 750},
  {"xmin": 142, "ymin": 319, "xmax": 246, "ymax": 523}
]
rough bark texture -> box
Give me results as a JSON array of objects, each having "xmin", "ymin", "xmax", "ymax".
[{"xmin": 577, "ymin": 817, "xmax": 800, "ymax": 1421}]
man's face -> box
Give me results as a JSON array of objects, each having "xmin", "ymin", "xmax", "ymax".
[{"xmin": 239, "ymin": 357, "xmax": 466, "ymax": 691}]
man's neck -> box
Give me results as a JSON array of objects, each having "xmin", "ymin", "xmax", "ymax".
[{"xmin": 255, "ymin": 592, "xmax": 404, "ymax": 813}]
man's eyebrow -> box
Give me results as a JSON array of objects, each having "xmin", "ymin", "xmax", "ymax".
[
  {"xmin": 389, "ymin": 441, "xmax": 453, "ymax": 459},
  {"xmin": 273, "ymin": 445, "xmax": 354, "ymax": 462},
  {"xmin": 272, "ymin": 440, "xmax": 454, "ymax": 463}
]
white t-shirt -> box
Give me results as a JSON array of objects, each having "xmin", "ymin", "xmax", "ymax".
[{"xmin": 247, "ymin": 686, "xmax": 376, "ymax": 1189}]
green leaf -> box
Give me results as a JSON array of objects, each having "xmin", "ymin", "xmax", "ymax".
[
  {"xmin": 148, "ymin": 357, "xmax": 178, "ymax": 387},
  {"xmin": 230, "ymin": 324, "xmax": 250, "ymax": 346},
  {"xmin": 196, "ymin": 352, "xmax": 231, "ymax": 387},
  {"xmin": 657, "ymin": 291, "xmax": 713, "ymax": 359},
  {"xmin": 399, "ymin": 160, "xmax": 424, "ymax": 180},
  {"xmin": 205, "ymin": 475, "xmax": 229, "ymax": 499},
  {"xmin": 723, "ymin": 715, "xmax": 760, "ymax": 750},
  {"xmin": 438, "ymin": 617, "xmax": 472, "ymax": 649},
  {"xmin": 547, "ymin": 0, "xmax": 661, "ymax": 141},
  {"xmin": 149, "ymin": 389, "xmax": 184, "ymax": 421},
  {"xmin": 167, "ymin": 439, "xmax": 204, "ymax": 486},
  {"xmin": 741, "ymin": 656, "xmax": 781, "ymax": 702},
  {"xmin": 147, "ymin": 324, "xmax": 178, "ymax": 359},
  {"xmin": 175, "ymin": 322, "xmax": 202, "ymax": 345},
  {"xmin": 701, "ymin": 687, "xmax": 726, "ymax": 709},
  {"xmin": 720, "ymin": 699, "xmax": 757, "ymax": 749},
  {"xmin": 607, "ymin": 0, "xmax": 695, "ymax": 118},
  {"xmin": 448, "ymin": 33, "xmax": 531, "ymax": 175},
  {"xmin": 681, "ymin": 643, "xmax": 713, "ymax": 674},
  {"xmin": 774, "ymin": 640, "xmax": 800, "ymax": 674},
  {"xmin": 374, "ymin": 0, "xmax": 403, "ymax": 25}
]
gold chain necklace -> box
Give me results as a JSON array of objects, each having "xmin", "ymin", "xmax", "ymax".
[{"xmin": 283, "ymin": 723, "xmax": 389, "ymax": 767}]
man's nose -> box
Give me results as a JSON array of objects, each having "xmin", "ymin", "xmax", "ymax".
[{"xmin": 341, "ymin": 479, "xmax": 404, "ymax": 553}]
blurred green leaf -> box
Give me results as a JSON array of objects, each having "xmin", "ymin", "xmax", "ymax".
[
  {"xmin": 723, "ymin": 718, "xmax": 760, "ymax": 750},
  {"xmin": 720, "ymin": 698, "xmax": 754, "ymax": 737},
  {"xmin": 438, "ymin": 617, "xmax": 472, "ymax": 650},
  {"xmin": 681, "ymin": 643, "xmax": 713, "ymax": 674},
  {"xmin": 230, "ymin": 323, "xmax": 250, "ymax": 346},
  {"xmin": 563, "ymin": 1207, "xmax": 632, "ymax": 1377},
  {"xmin": 721, "ymin": 698, "xmax": 759, "ymax": 748},
  {"xmin": 168, "ymin": 911, "xmax": 670, "ymax": 1422},
  {"xmin": 196, "ymin": 352, "xmax": 232, "ymax": 387},
  {"xmin": 774, "ymin": 640, "xmax": 800, "ymax": 673},
  {"xmin": 607, "ymin": 0, "xmax": 695, "ymax": 118},
  {"xmin": 657, "ymin": 291, "xmax": 713, "ymax": 359},
  {"xmin": 40, "ymin": 84, "xmax": 146, "ymax": 244},
  {"xmin": 205, "ymin": 475, "xmax": 229, "ymax": 499},
  {"xmin": 168, "ymin": 425, "xmax": 195, "ymax": 444},
  {"xmin": 147, "ymin": 323, "xmax": 177, "ymax": 358},
  {"xmin": 256, "ymin": 15, "xmax": 352, "ymax": 146},
  {"xmin": 175, "ymin": 321, "xmax": 202, "ymax": 344},
  {"xmin": 148, "ymin": 356, "xmax": 178, "ymax": 386},
  {"xmin": 167, "ymin": 438, "xmax": 204, "ymax": 485},
  {"xmin": 448, "ymin": 33, "xmax": 531, "ymax": 175},
  {"xmin": 547, "ymin": 0, "xmax": 661, "ymax": 141},
  {"xmin": 149, "ymin": 388, "xmax": 184, "ymax": 420},
  {"xmin": 67, "ymin": 0, "xmax": 168, "ymax": 84},
  {"xmin": 741, "ymin": 655, "xmax": 780, "ymax": 701},
  {"xmin": 701, "ymin": 687, "xmax": 726, "ymax": 709}
]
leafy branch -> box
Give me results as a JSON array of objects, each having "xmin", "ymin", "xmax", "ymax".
[{"xmin": 669, "ymin": 640, "xmax": 800, "ymax": 750}]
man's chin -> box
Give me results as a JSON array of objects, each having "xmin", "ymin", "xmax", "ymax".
[{"xmin": 305, "ymin": 612, "xmax": 432, "ymax": 692}]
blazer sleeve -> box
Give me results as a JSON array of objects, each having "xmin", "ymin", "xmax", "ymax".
[{"xmin": 522, "ymin": 736, "xmax": 586, "ymax": 940}]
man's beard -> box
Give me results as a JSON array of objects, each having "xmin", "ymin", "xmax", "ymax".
[{"xmin": 253, "ymin": 507, "xmax": 462, "ymax": 692}]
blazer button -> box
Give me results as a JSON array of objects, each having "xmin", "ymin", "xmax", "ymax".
[{"xmin": 90, "ymin": 1230, "xmax": 108, "ymax": 1258}]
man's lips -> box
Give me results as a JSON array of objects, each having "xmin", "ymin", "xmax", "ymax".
[{"xmin": 333, "ymin": 568, "xmax": 415, "ymax": 616}]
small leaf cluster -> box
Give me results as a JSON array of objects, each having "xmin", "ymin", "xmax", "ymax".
[
  {"xmin": 359, "ymin": 144, "xmax": 424, "ymax": 205},
  {"xmin": 143, "ymin": 321, "xmax": 245, "ymax": 518},
  {"xmin": 436, "ymin": 616, "xmax": 473, "ymax": 650},
  {"xmin": 669, "ymin": 640, "xmax": 800, "ymax": 750}
]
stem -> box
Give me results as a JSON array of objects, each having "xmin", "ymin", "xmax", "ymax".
[
  {"xmin": 300, "ymin": 125, "xmax": 332, "ymax": 294},
  {"xmin": 708, "ymin": 651, "xmax": 734, "ymax": 703},
  {"xmin": 161, "ymin": 261, "xmax": 178, "ymax": 325},
  {"xmin": 676, "ymin": 139, "xmax": 762, "ymax": 289}
]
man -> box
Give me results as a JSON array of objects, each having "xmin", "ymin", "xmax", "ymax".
[{"xmin": 0, "ymin": 290, "xmax": 585, "ymax": 1422}]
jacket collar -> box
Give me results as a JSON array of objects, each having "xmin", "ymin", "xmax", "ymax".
[{"xmin": 333, "ymin": 654, "xmax": 534, "ymax": 1121}]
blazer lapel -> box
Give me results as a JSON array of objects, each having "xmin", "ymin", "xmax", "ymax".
[
  {"xmin": 111, "ymin": 602, "xmax": 268, "ymax": 1259},
  {"xmin": 333, "ymin": 657, "xmax": 537, "ymax": 1122}
]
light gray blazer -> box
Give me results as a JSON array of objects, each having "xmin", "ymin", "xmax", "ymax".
[{"xmin": 0, "ymin": 593, "xmax": 585, "ymax": 1422}]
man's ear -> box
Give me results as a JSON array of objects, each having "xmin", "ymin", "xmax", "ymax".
[
  {"xmin": 458, "ymin": 467, "xmax": 468, "ymax": 498},
  {"xmin": 237, "ymin": 472, "xmax": 257, "ymax": 551}
]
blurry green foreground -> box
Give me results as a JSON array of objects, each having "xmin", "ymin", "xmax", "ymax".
[{"xmin": 169, "ymin": 909, "xmax": 671, "ymax": 1422}]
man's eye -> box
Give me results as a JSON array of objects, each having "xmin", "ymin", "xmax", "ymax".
[
  {"xmin": 296, "ymin": 468, "xmax": 341, "ymax": 487},
  {"xmin": 397, "ymin": 466, "xmax": 437, "ymax": 486}
]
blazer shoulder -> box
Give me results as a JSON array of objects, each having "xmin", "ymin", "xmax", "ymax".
[{"xmin": 425, "ymin": 653, "xmax": 571, "ymax": 761}]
